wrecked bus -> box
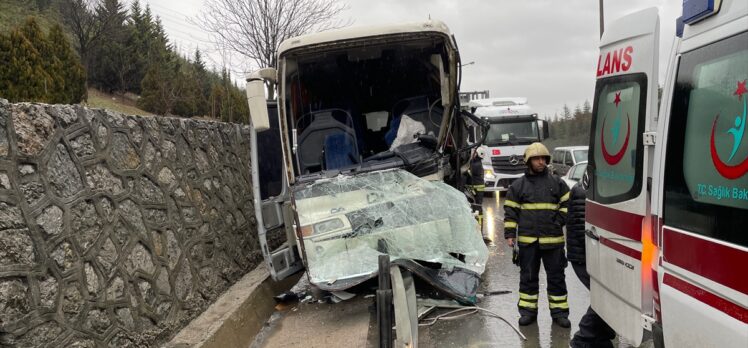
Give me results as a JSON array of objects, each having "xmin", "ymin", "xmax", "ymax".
[{"xmin": 246, "ymin": 20, "xmax": 489, "ymax": 300}]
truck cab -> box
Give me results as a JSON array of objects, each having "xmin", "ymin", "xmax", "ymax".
[
  {"xmin": 246, "ymin": 21, "xmax": 489, "ymax": 296},
  {"xmin": 586, "ymin": 2, "xmax": 748, "ymax": 347},
  {"xmin": 469, "ymin": 97, "xmax": 550, "ymax": 192}
]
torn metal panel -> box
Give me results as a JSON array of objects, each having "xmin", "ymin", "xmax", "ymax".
[{"xmin": 293, "ymin": 169, "xmax": 488, "ymax": 295}]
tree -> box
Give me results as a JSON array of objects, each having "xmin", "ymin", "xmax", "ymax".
[
  {"xmin": 0, "ymin": 18, "xmax": 52, "ymax": 103},
  {"xmin": 48, "ymin": 24, "xmax": 87, "ymax": 103},
  {"xmin": 196, "ymin": 0, "xmax": 350, "ymax": 99},
  {"xmin": 59, "ymin": 0, "xmax": 127, "ymax": 98},
  {"xmin": 582, "ymin": 100, "xmax": 591, "ymax": 115},
  {"xmin": 88, "ymin": 0, "xmax": 129, "ymax": 92},
  {"xmin": 562, "ymin": 104, "xmax": 572, "ymax": 120}
]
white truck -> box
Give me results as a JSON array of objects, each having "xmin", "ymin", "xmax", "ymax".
[
  {"xmin": 585, "ymin": 1, "xmax": 747, "ymax": 347},
  {"xmin": 469, "ymin": 97, "xmax": 549, "ymax": 192}
]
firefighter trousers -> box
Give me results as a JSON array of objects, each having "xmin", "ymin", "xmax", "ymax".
[{"xmin": 517, "ymin": 241, "xmax": 569, "ymax": 318}]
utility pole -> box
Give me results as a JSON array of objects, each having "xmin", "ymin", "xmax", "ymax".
[{"xmin": 599, "ymin": 0, "xmax": 605, "ymax": 38}]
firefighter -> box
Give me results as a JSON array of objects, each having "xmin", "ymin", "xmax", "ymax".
[
  {"xmin": 567, "ymin": 176, "xmax": 617, "ymax": 347},
  {"xmin": 504, "ymin": 142, "xmax": 571, "ymax": 328},
  {"xmin": 466, "ymin": 148, "xmax": 486, "ymax": 234}
]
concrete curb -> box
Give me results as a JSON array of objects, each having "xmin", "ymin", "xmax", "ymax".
[{"xmin": 164, "ymin": 265, "xmax": 301, "ymax": 348}]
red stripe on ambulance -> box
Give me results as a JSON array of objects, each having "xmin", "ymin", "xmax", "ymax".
[
  {"xmin": 663, "ymin": 228, "xmax": 748, "ymax": 295},
  {"xmin": 663, "ymin": 274, "xmax": 748, "ymax": 324},
  {"xmin": 586, "ymin": 201, "xmax": 643, "ymax": 241}
]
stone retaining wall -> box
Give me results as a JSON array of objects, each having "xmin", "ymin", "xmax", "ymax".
[{"xmin": 0, "ymin": 100, "xmax": 267, "ymax": 347}]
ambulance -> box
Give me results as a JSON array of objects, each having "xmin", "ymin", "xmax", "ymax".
[{"xmin": 586, "ymin": 1, "xmax": 747, "ymax": 347}]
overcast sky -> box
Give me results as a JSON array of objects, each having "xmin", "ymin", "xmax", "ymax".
[{"xmin": 134, "ymin": 0, "xmax": 681, "ymax": 118}]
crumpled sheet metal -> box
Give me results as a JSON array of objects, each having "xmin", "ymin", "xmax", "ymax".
[{"xmin": 293, "ymin": 169, "xmax": 489, "ymax": 294}]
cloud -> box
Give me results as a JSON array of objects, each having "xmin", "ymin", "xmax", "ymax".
[{"xmin": 141, "ymin": 0, "xmax": 681, "ymax": 117}]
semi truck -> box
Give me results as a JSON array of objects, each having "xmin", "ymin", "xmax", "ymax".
[{"xmin": 470, "ymin": 97, "xmax": 549, "ymax": 192}]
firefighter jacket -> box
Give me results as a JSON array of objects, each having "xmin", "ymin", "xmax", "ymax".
[
  {"xmin": 504, "ymin": 168, "xmax": 570, "ymax": 248},
  {"xmin": 566, "ymin": 182, "xmax": 586, "ymax": 263}
]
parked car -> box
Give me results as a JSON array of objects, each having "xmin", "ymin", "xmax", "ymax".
[
  {"xmin": 561, "ymin": 161, "xmax": 587, "ymax": 188},
  {"xmin": 550, "ymin": 146, "xmax": 588, "ymax": 176}
]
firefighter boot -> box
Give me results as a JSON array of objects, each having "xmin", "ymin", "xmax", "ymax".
[
  {"xmin": 554, "ymin": 317, "xmax": 571, "ymax": 328},
  {"xmin": 519, "ymin": 315, "xmax": 537, "ymax": 326}
]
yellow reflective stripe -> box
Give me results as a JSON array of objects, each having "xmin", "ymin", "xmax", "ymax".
[
  {"xmin": 519, "ymin": 293, "xmax": 539, "ymax": 300},
  {"xmin": 549, "ymin": 302, "xmax": 569, "ymax": 309},
  {"xmin": 548, "ymin": 294, "xmax": 568, "ymax": 302},
  {"xmin": 559, "ymin": 207, "xmax": 568, "ymax": 213},
  {"xmin": 518, "ymin": 236, "xmax": 538, "ymax": 244},
  {"xmin": 559, "ymin": 191, "xmax": 571, "ymax": 203},
  {"xmin": 518, "ymin": 300, "xmax": 538, "ymax": 309},
  {"xmin": 539, "ymin": 236, "xmax": 565, "ymax": 244},
  {"xmin": 521, "ymin": 203, "xmax": 559, "ymax": 210},
  {"xmin": 504, "ymin": 221, "xmax": 517, "ymax": 229},
  {"xmin": 504, "ymin": 200, "xmax": 521, "ymax": 208}
]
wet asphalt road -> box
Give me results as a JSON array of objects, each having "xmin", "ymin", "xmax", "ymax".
[
  {"xmin": 419, "ymin": 194, "xmax": 589, "ymax": 347},
  {"xmin": 253, "ymin": 194, "xmax": 654, "ymax": 348}
]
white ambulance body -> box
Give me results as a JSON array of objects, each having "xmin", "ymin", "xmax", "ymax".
[
  {"xmin": 586, "ymin": 1, "xmax": 747, "ymax": 347},
  {"xmin": 470, "ymin": 97, "xmax": 549, "ymax": 192}
]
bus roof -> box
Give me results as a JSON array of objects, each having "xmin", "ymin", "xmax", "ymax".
[{"xmin": 278, "ymin": 20, "xmax": 454, "ymax": 57}]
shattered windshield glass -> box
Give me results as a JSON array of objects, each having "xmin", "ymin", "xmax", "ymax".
[{"xmin": 293, "ymin": 169, "xmax": 488, "ymax": 289}]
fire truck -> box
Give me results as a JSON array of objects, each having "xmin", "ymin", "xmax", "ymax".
[{"xmin": 586, "ymin": 1, "xmax": 747, "ymax": 347}]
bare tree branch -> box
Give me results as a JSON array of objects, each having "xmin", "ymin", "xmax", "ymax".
[{"xmin": 194, "ymin": 0, "xmax": 351, "ymax": 98}]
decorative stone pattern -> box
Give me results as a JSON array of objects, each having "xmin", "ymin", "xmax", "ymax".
[{"xmin": 0, "ymin": 99, "xmax": 269, "ymax": 347}]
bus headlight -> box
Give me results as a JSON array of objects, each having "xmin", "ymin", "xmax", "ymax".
[{"xmin": 313, "ymin": 218, "xmax": 345, "ymax": 235}]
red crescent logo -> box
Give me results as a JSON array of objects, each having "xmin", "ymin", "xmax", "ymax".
[
  {"xmin": 710, "ymin": 115, "xmax": 748, "ymax": 179},
  {"xmin": 601, "ymin": 114, "xmax": 631, "ymax": 165}
]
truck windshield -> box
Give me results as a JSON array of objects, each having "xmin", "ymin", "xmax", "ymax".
[{"xmin": 484, "ymin": 120, "xmax": 539, "ymax": 145}]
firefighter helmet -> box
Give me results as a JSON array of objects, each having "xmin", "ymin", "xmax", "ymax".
[{"xmin": 524, "ymin": 142, "xmax": 551, "ymax": 163}]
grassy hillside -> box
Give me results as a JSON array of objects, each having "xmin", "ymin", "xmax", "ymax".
[
  {"xmin": 0, "ymin": 0, "xmax": 63, "ymax": 33},
  {"xmin": 85, "ymin": 88, "xmax": 153, "ymax": 116}
]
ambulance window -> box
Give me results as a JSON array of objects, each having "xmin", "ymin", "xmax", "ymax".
[
  {"xmin": 663, "ymin": 31, "xmax": 748, "ymax": 247},
  {"xmin": 589, "ymin": 74, "xmax": 646, "ymax": 203}
]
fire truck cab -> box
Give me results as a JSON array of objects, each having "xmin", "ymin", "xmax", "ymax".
[{"xmin": 587, "ymin": 1, "xmax": 747, "ymax": 347}]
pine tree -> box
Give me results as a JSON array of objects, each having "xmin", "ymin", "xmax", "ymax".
[
  {"xmin": 0, "ymin": 18, "xmax": 51, "ymax": 102},
  {"xmin": 582, "ymin": 100, "xmax": 591, "ymax": 115},
  {"xmin": 89, "ymin": 0, "xmax": 129, "ymax": 92},
  {"xmin": 48, "ymin": 24, "xmax": 86, "ymax": 103},
  {"xmin": 562, "ymin": 104, "xmax": 572, "ymax": 120}
]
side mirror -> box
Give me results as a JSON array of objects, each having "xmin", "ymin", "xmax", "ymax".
[
  {"xmin": 541, "ymin": 119, "xmax": 550, "ymax": 139},
  {"xmin": 245, "ymin": 68, "xmax": 277, "ymax": 131}
]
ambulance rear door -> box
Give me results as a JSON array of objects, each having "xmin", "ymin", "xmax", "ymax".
[
  {"xmin": 657, "ymin": 1, "xmax": 748, "ymax": 345},
  {"xmin": 585, "ymin": 7, "xmax": 659, "ymax": 345}
]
